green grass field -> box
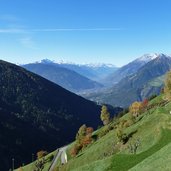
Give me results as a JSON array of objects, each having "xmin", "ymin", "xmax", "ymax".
[
  {"xmin": 15, "ymin": 150, "xmax": 58, "ymax": 171},
  {"xmin": 17, "ymin": 95, "xmax": 171, "ymax": 171}
]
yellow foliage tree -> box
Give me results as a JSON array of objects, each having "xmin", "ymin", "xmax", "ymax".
[
  {"xmin": 36, "ymin": 150, "xmax": 48, "ymax": 159},
  {"xmin": 164, "ymin": 70, "xmax": 171, "ymax": 101},
  {"xmin": 100, "ymin": 105, "xmax": 110, "ymax": 125},
  {"xmin": 129, "ymin": 101, "xmax": 143, "ymax": 117}
]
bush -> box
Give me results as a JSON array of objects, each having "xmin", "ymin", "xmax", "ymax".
[
  {"xmin": 116, "ymin": 127, "xmax": 130, "ymax": 144},
  {"xmin": 123, "ymin": 121, "xmax": 130, "ymax": 128},
  {"xmin": 47, "ymin": 154, "xmax": 54, "ymax": 162},
  {"xmin": 128, "ymin": 138, "xmax": 141, "ymax": 154}
]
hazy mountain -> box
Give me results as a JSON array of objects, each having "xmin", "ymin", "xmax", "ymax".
[
  {"xmin": 51, "ymin": 61, "xmax": 118, "ymax": 82},
  {"xmin": 83, "ymin": 54, "xmax": 171, "ymax": 107},
  {"xmin": 103, "ymin": 53, "xmax": 159, "ymax": 85},
  {"xmin": 22, "ymin": 62, "xmax": 103, "ymax": 93},
  {"xmin": 0, "ymin": 60, "xmax": 122, "ymax": 170}
]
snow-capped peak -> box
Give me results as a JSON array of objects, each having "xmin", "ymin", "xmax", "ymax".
[
  {"xmin": 136, "ymin": 53, "xmax": 159, "ymax": 62},
  {"xmin": 37, "ymin": 59, "xmax": 55, "ymax": 64},
  {"xmin": 35, "ymin": 58, "xmax": 116, "ymax": 68}
]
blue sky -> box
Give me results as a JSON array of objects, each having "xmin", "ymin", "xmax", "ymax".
[{"xmin": 0, "ymin": 0, "xmax": 171, "ymax": 66}]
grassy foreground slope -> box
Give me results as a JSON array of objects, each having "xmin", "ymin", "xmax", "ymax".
[
  {"xmin": 61, "ymin": 95, "xmax": 171, "ymax": 171},
  {"xmin": 17, "ymin": 95, "xmax": 171, "ymax": 171}
]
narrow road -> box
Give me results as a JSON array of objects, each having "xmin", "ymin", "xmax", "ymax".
[{"xmin": 49, "ymin": 146, "xmax": 68, "ymax": 171}]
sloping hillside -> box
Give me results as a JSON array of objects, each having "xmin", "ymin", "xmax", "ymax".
[
  {"xmin": 84, "ymin": 55, "xmax": 171, "ymax": 107},
  {"xmin": 0, "ymin": 60, "xmax": 122, "ymax": 170},
  {"xmin": 103, "ymin": 53, "xmax": 159, "ymax": 85},
  {"xmin": 19, "ymin": 94, "xmax": 171, "ymax": 171}
]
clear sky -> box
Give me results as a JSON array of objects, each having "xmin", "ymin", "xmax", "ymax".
[{"xmin": 0, "ymin": 0, "xmax": 171, "ymax": 66}]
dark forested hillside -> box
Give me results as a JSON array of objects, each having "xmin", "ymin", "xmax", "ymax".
[{"xmin": 0, "ymin": 60, "xmax": 121, "ymax": 170}]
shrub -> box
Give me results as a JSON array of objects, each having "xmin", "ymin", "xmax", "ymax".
[
  {"xmin": 47, "ymin": 154, "xmax": 54, "ymax": 162},
  {"xmin": 128, "ymin": 138, "xmax": 141, "ymax": 154},
  {"xmin": 123, "ymin": 121, "xmax": 130, "ymax": 128}
]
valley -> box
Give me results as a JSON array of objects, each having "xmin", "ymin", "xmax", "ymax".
[
  {"xmin": 1, "ymin": 1, "xmax": 171, "ymax": 170},
  {"xmin": 1, "ymin": 52, "xmax": 171, "ymax": 171}
]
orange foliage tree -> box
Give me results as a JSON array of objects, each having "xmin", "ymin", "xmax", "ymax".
[
  {"xmin": 70, "ymin": 125, "xmax": 94, "ymax": 157},
  {"xmin": 37, "ymin": 150, "xmax": 48, "ymax": 159}
]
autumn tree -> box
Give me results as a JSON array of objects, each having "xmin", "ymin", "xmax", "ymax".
[
  {"xmin": 100, "ymin": 105, "xmax": 110, "ymax": 125},
  {"xmin": 36, "ymin": 150, "xmax": 48, "ymax": 159},
  {"xmin": 76, "ymin": 124, "xmax": 87, "ymax": 144},
  {"xmin": 142, "ymin": 99, "xmax": 148, "ymax": 108},
  {"xmin": 71, "ymin": 125, "xmax": 94, "ymax": 157},
  {"xmin": 81, "ymin": 127, "xmax": 94, "ymax": 148},
  {"xmin": 81, "ymin": 134, "xmax": 93, "ymax": 148},
  {"xmin": 164, "ymin": 70, "xmax": 171, "ymax": 101},
  {"xmin": 129, "ymin": 101, "xmax": 143, "ymax": 117},
  {"xmin": 86, "ymin": 127, "xmax": 94, "ymax": 135},
  {"xmin": 70, "ymin": 144, "xmax": 82, "ymax": 157}
]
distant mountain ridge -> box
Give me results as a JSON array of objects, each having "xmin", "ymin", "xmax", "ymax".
[
  {"xmin": 22, "ymin": 63, "xmax": 103, "ymax": 93},
  {"xmin": 103, "ymin": 53, "xmax": 161, "ymax": 85},
  {"xmin": 33, "ymin": 59, "xmax": 118, "ymax": 82},
  {"xmin": 83, "ymin": 54, "xmax": 171, "ymax": 107}
]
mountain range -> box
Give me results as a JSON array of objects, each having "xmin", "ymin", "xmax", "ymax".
[
  {"xmin": 103, "ymin": 53, "xmax": 160, "ymax": 85},
  {"xmin": 0, "ymin": 60, "xmax": 122, "ymax": 170},
  {"xmin": 22, "ymin": 62, "xmax": 103, "ymax": 93},
  {"xmin": 1, "ymin": 52, "xmax": 171, "ymax": 170},
  {"xmin": 57, "ymin": 62, "xmax": 118, "ymax": 82},
  {"xmin": 83, "ymin": 54, "xmax": 171, "ymax": 107}
]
